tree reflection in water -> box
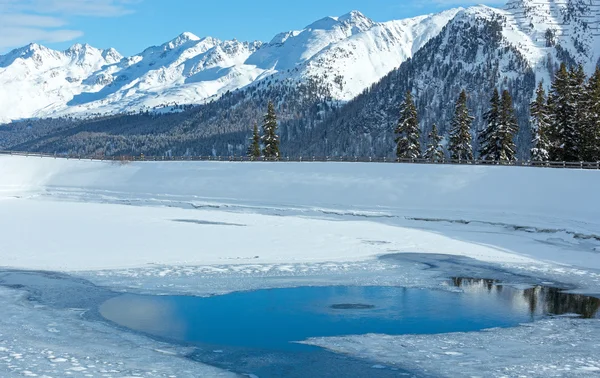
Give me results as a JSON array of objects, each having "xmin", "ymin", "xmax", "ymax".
[{"xmin": 451, "ymin": 277, "xmax": 600, "ymax": 319}]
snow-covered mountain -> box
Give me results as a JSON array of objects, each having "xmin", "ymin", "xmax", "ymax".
[
  {"xmin": 295, "ymin": 0, "xmax": 600, "ymax": 158},
  {"xmin": 0, "ymin": 10, "xmax": 459, "ymax": 123},
  {"xmin": 2, "ymin": 0, "xmax": 600, "ymax": 159}
]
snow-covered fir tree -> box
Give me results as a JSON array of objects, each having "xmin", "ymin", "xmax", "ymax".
[
  {"xmin": 497, "ymin": 90, "xmax": 519, "ymax": 162},
  {"xmin": 478, "ymin": 89, "xmax": 501, "ymax": 161},
  {"xmin": 449, "ymin": 90, "xmax": 474, "ymax": 161},
  {"xmin": 530, "ymin": 82, "xmax": 551, "ymax": 161},
  {"xmin": 394, "ymin": 91, "xmax": 421, "ymax": 159},
  {"xmin": 424, "ymin": 123, "xmax": 444, "ymax": 162},
  {"xmin": 261, "ymin": 101, "xmax": 280, "ymax": 158},
  {"xmin": 247, "ymin": 122, "xmax": 261, "ymax": 158},
  {"xmin": 548, "ymin": 63, "xmax": 577, "ymax": 161}
]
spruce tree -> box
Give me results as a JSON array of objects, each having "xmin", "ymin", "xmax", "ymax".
[
  {"xmin": 497, "ymin": 90, "xmax": 519, "ymax": 162},
  {"xmin": 478, "ymin": 89, "xmax": 501, "ymax": 161},
  {"xmin": 571, "ymin": 64, "xmax": 587, "ymax": 160},
  {"xmin": 548, "ymin": 63, "xmax": 577, "ymax": 161},
  {"xmin": 395, "ymin": 91, "xmax": 421, "ymax": 159},
  {"xmin": 530, "ymin": 82, "xmax": 551, "ymax": 161},
  {"xmin": 261, "ymin": 101, "xmax": 280, "ymax": 159},
  {"xmin": 582, "ymin": 67, "xmax": 600, "ymax": 161},
  {"xmin": 424, "ymin": 124, "xmax": 444, "ymax": 162},
  {"xmin": 449, "ymin": 90, "xmax": 474, "ymax": 161},
  {"xmin": 247, "ymin": 122, "xmax": 261, "ymax": 159}
]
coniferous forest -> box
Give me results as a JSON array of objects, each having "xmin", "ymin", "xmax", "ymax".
[
  {"xmin": 392, "ymin": 63, "xmax": 600, "ymax": 163},
  {"xmin": 2, "ymin": 63, "xmax": 599, "ymax": 163},
  {"xmin": 1, "ymin": 62, "xmax": 599, "ymax": 163}
]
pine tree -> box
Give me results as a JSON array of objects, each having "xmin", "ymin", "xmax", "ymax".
[
  {"xmin": 247, "ymin": 122, "xmax": 261, "ymax": 158},
  {"xmin": 548, "ymin": 63, "xmax": 577, "ymax": 161},
  {"xmin": 395, "ymin": 91, "xmax": 421, "ymax": 159},
  {"xmin": 530, "ymin": 82, "xmax": 551, "ymax": 161},
  {"xmin": 571, "ymin": 64, "xmax": 587, "ymax": 160},
  {"xmin": 449, "ymin": 90, "xmax": 474, "ymax": 161},
  {"xmin": 261, "ymin": 101, "xmax": 280, "ymax": 159},
  {"xmin": 581, "ymin": 67, "xmax": 600, "ymax": 161},
  {"xmin": 497, "ymin": 90, "xmax": 519, "ymax": 162},
  {"xmin": 424, "ymin": 124, "xmax": 444, "ymax": 161},
  {"xmin": 478, "ymin": 89, "xmax": 501, "ymax": 161}
]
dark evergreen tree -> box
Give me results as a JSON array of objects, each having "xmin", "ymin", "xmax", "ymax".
[
  {"xmin": 497, "ymin": 90, "xmax": 519, "ymax": 162},
  {"xmin": 424, "ymin": 123, "xmax": 444, "ymax": 161},
  {"xmin": 530, "ymin": 82, "xmax": 551, "ymax": 161},
  {"xmin": 247, "ymin": 122, "xmax": 261, "ymax": 158},
  {"xmin": 548, "ymin": 63, "xmax": 577, "ymax": 161},
  {"xmin": 571, "ymin": 64, "xmax": 587, "ymax": 159},
  {"xmin": 395, "ymin": 91, "xmax": 421, "ymax": 159},
  {"xmin": 449, "ymin": 90, "xmax": 474, "ymax": 161},
  {"xmin": 478, "ymin": 89, "xmax": 501, "ymax": 161},
  {"xmin": 581, "ymin": 67, "xmax": 600, "ymax": 161},
  {"xmin": 261, "ymin": 101, "xmax": 280, "ymax": 158}
]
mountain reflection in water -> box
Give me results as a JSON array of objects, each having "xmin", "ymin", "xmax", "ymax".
[{"xmin": 452, "ymin": 277, "xmax": 600, "ymax": 319}]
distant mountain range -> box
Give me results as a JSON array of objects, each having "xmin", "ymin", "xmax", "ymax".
[
  {"xmin": 1, "ymin": 0, "xmax": 599, "ymax": 159},
  {"xmin": 0, "ymin": 9, "xmax": 459, "ymax": 123}
]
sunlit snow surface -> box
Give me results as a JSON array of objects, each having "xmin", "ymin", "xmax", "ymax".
[
  {"xmin": 1, "ymin": 156, "xmax": 600, "ymax": 377},
  {"xmin": 303, "ymin": 318, "xmax": 600, "ymax": 377},
  {"xmin": 0, "ymin": 285, "xmax": 235, "ymax": 378}
]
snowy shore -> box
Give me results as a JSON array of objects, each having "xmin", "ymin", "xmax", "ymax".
[{"xmin": 1, "ymin": 155, "xmax": 599, "ymax": 377}]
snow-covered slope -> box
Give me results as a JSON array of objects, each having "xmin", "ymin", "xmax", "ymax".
[
  {"xmin": 285, "ymin": 9, "xmax": 463, "ymax": 100},
  {"xmin": 0, "ymin": 10, "xmax": 459, "ymax": 123},
  {"xmin": 0, "ymin": 43, "xmax": 122, "ymax": 122},
  {"xmin": 2, "ymin": 1, "xmax": 598, "ymax": 126},
  {"xmin": 301, "ymin": 1, "xmax": 600, "ymax": 158},
  {"xmin": 504, "ymin": 0, "xmax": 600, "ymax": 73}
]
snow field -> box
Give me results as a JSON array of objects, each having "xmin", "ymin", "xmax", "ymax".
[
  {"xmin": 302, "ymin": 317, "xmax": 600, "ymax": 377},
  {"xmin": 0, "ymin": 287, "xmax": 236, "ymax": 378},
  {"xmin": 1, "ymin": 155, "xmax": 600, "ymax": 378}
]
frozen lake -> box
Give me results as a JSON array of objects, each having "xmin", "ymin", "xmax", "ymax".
[
  {"xmin": 1, "ymin": 267, "xmax": 599, "ymax": 377},
  {"xmin": 1, "ymin": 157, "xmax": 600, "ymax": 377}
]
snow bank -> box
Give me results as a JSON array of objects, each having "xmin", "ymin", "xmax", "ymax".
[
  {"xmin": 1, "ymin": 155, "xmax": 599, "ymax": 226},
  {"xmin": 303, "ymin": 317, "xmax": 600, "ymax": 377},
  {"xmin": 0, "ymin": 156, "xmax": 598, "ymax": 273}
]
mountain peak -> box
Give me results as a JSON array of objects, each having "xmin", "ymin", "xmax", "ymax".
[
  {"xmin": 178, "ymin": 32, "xmax": 201, "ymax": 41},
  {"xmin": 305, "ymin": 10, "xmax": 374, "ymax": 32},
  {"xmin": 17, "ymin": 43, "xmax": 47, "ymax": 55},
  {"xmin": 338, "ymin": 10, "xmax": 369, "ymax": 23},
  {"xmin": 66, "ymin": 43, "xmax": 95, "ymax": 53},
  {"xmin": 338, "ymin": 10, "xmax": 374, "ymax": 31},
  {"xmin": 165, "ymin": 32, "xmax": 201, "ymax": 49},
  {"xmin": 12, "ymin": 43, "xmax": 53, "ymax": 58},
  {"xmin": 102, "ymin": 48, "xmax": 123, "ymax": 63}
]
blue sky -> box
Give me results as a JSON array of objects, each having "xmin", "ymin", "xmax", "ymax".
[{"xmin": 0, "ymin": 0, "xmax": 507, "ymax": 56}]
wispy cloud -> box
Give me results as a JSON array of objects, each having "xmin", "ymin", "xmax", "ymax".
[{"xmin": 0, "ymin": 0, "xmax": 139, "ymax": 52}]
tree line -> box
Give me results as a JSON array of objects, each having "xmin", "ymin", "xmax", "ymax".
[{"xmin": 396, "ymin": 63, "xmax": 600, "ymax": 162}]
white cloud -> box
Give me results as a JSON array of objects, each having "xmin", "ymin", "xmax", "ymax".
[{"xmin": 0, "ymin": 0, "xmax": 139, "ymax": 53}]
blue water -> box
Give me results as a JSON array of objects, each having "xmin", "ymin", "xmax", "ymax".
[{"xmin": 99, "ymin": 283, "xmax": 561, "ymax": 352}]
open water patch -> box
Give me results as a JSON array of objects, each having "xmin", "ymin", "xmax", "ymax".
[{"xmin": 99, "ymin": 282, "xmax": 600, "ymax": 354}]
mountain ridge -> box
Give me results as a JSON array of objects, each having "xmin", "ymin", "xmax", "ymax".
[
  {"xmin": 1, "ymin": 0, "xmax": 599, "ymax": 160},
  {"xmin": 0, "ymin": 9, "xmax": 460, "ymax": 123}
]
